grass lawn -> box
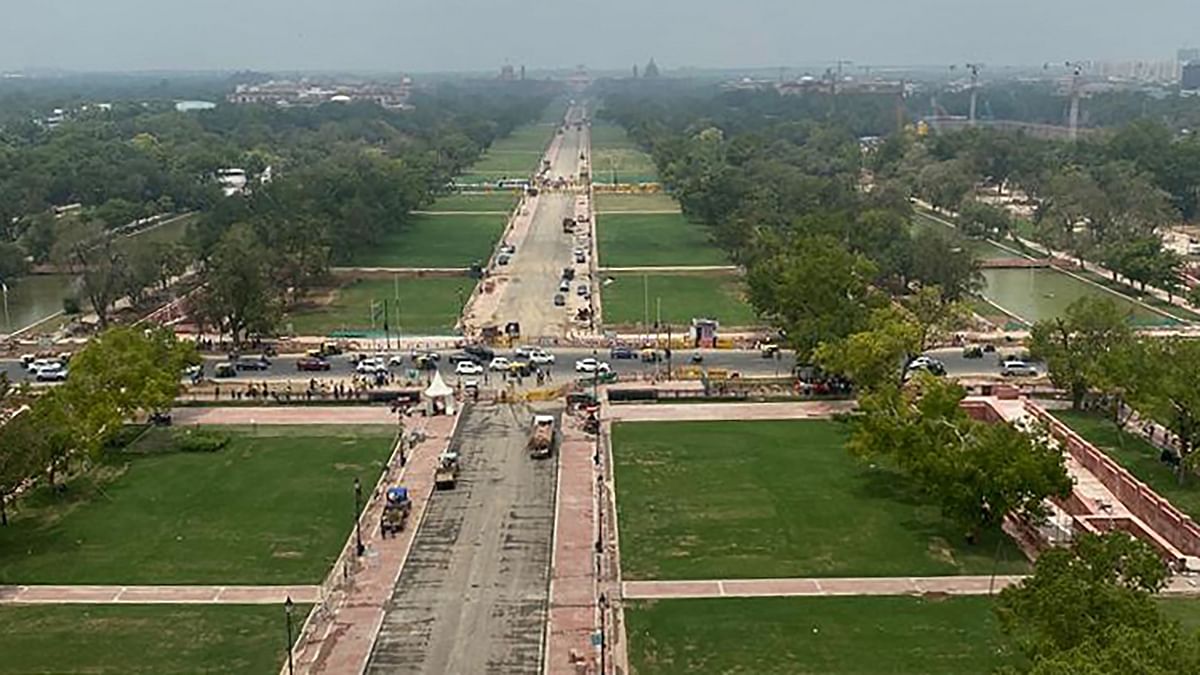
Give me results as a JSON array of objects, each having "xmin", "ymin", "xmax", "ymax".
[
  {"xmin": 595, "ymin": 192, "xmax": 681, "ymax": 213},
  {"xmin": 612, "ymin": 420, "xmax": 1029, "ymax": 580},
  {"xmin": 602, "ymin": 273, "xmax": 757, "ymax": 328},
  {"xmin": 345, "ymin": 213, "xmax": 504, "ymax": 268},
  {"xmin": 590, "ymin": 122, "xmax": 659, "ymax": 183},
  {"xmin": 0, "ymin": 425, "xmax": 396, "ymax": 584},
  {"xmin": 286, "ymin": 275, "xmax": 470, "ymax": 336},
  {"xmin": 468, "ymin": 150, "xmax": 544, "ymax": 175},
  {"xmin": 626, "ymin": 596, "xmax": 1021, "ymax": 674},
  {"xmin": 422, "ymin": 192, "xmax": 517, "ymax": 213},
  {"xmin": 1053, "ymin": 410, "xmax": 1200, "ymax": 521},
  {"xmin": 0, "ymin": 604, "xmax": 308, "ymax": 674},
  {"xmin": 598, "ymin": 213, "xmax": 727, "ymax": 267}
]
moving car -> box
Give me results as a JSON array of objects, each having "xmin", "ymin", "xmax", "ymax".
[
  {"xmin": 1001, "ymin": 360, "xmax": 1038, "ymax": 377},
  {"xmin": 35, "ymin": 362, "xmax": 68, "ymax": 382},
  {"xmin": 235, "ymin": 356, "xmax": 271, "ymax": 371},
  {"xmin": 214, "ymin": 363, "xmax": 237, "ymax": 378},
  {"xmin": 455, "ymin": 361, "xmax": 484, "ymax": 376},
  {"xmin": 296, "ymin": 357, "xmax": 332, "ymax": 372},
  {"xmin": 610, "ymin": 346, "xmax": 635, "ymax": 359},
  {"xmin": 574, "ymin": 357, "xmax": 611, "ymax": 374},
  {"xmin": 355, "ymin": 358, "xmax": 387, "ymax": 375},
  {"xmin": 962, "ymin": 344, "xmax": 984, "ymax": 359},
  {"xmin": 464, "ymin": 344, "xmax": 495, "ymax": 362},
  {"xmin": 528, "ymin": 349, "xmax": 555, "ymax": 365},
  {"xmin": 907, "ymin": 355, "xmax": 946, "ymax": 376},
  {"xmin": 448, "ymin": 352, "xmax": 479, "ymax": 365},
  {"xmin": 489, "ymin": 357, "xmax": 512, "ymax": 371}
]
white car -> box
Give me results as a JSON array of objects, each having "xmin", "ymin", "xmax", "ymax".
[
  {"xmin": 455, "ymin": 361, "xmax": 484, "ymax": 376},
  {"xmin": 529, "ymin": 349, "xmax": 555, "ymax": 365},
  {"xmin": 489, "ymin": 357, "xmax": 511, "ymax": 371},
  {"xmin": 35, "ymin": 362, "xmax": 68, "ymax": 382},
  {"xmin": 514, "ymin": 345, "xmax": 537, "ymax": 358},
  {"xmin": 388, "ymin": 354, "xmax": 406, "ymax": 367},
  {"xmin": 355, "ymin": 358, "xmax": 387, "ymax": 375},
  {"xmin": 1001, "ymin": 360, "xmax": 1038, "ymax": 377},
  {"xmin": 574, "ymin": 358, "xmax": 610, "ymax": 374}
]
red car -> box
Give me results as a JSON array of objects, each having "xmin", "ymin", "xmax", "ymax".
[{"xmin": 296, "ymin": 357, "xmax": 331, "ymax": 372}]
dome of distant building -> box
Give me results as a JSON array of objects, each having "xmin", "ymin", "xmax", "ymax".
[{"xmin": 330, "ymin": 94, "xmax": 352, "ymax": 103}]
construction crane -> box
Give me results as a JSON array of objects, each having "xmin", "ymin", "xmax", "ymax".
[{"xmin": 964, "ymin": 63, "xmax": 983, "ymax": 127}]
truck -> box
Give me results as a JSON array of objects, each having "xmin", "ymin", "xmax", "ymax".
[
  {"xmin": 529, "ymin": 415, "xmax": 555, "ymax": 459},
  {"xmin": 562, "ymin": 217, "xmax": 576, "ymax": 233},
  {"xmin": 434, "ymin": 451, "xmax": 459, "ymax": 490}
]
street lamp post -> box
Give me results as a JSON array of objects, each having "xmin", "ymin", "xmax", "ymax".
[
  {"xmin": 354, "ymin": 477, "xmax": 365, "ymax": 557},
  {"xmin": 284, "ymin": 595, "xmax": 295, "ymax": 675}
]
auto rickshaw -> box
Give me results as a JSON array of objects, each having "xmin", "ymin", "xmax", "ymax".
[{"xmin": 380, "ymin": 487, "xmax": 411, "ymax": 537}]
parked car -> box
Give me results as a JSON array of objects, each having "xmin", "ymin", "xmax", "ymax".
[
  {"xmin": 499, "ymin": 243, "xmax": 516, "ymax": 255},
  {"xmin": 553, "ymin": 294, "xmax": 566, "ymax": 307},
  {"xmin": 529, "ymin": 349, "xmax": 555, "ymax": 365},
  {"xmin": 576, "ymin": 285, "xmax": 590, "ymax": 298},
  {"xmin": 574, "ymin": 251, "xmax": 587, "ymax": 264},
  {"xmin": 296, "ymin": 357, "xmax": 332, "ymax": 372},
  {"xmin": 574, "ymin": 358, "xmax": 611, "ymax": 374},
  {"xmin": 558, "ymin": 279, "xmax": 570, "ymax": 293},
  {"xmin": 1001, "ymin": 360, "xmax": 1038, "ymax": 377},
  {"xmin": 562, "ymin": 267, "xmax": 576, "ymax": 281},
  {"xmin": 489, "ymin": 357, "xmax": 512, "ymax": 371},
  {"xmin": 610, "ymin": 346, "xmax": 635, "ymax": 359},
  {"xmin": 514, "ymin": 345, "xmax": 537, "ymax": 358},
  {"xmin": 497, "ymin": 253, "xmax": 511, "ymax": 266},
  {"xmin": 214, "ymin": 362, "xmax": 238, "ymax": 378},
  {"xmin": 455, "ymin": 361, "xmax": 484, "ymax": 376},
  {"xmin": 465, "ymin": 344, "xmax": 495, "ymax": 362}
]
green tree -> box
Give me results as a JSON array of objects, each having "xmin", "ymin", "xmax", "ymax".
[
  {"xmin": 814, "ymin": 306, "xmax": 921, "ymax": 392},
  {"xmin": 1128, "ymin": 338, "xmax": 1200, "ymax": 477},
  {"xmin": 995, "ymin": 532, "xmax": 1173, "ymax": 665},
  {"xmin": 957, "ymin": 199, "xmax": 1012, "ymax": 240},
  {"xmin": 52, "ymin": 224, "xmax": 125, "ymax": 329},
  {"xmin": 1028, "ymin": 297, "xmax": 1134, "ymax": 410},
  {"xmin": 193, "ymin": 223, "xmax": 280, "ymax": 346}
]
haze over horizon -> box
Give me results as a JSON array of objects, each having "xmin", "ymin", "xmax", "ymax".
[{"xmin": 1, "ymin": 0, "xmax": 1198, "ymax": 74}]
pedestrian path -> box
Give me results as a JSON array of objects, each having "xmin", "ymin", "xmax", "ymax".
[
  {"xmin": 288, "ymin": 412, "xmax": 457, "ymax": 675},
  {"xmin": 608, "ymin": 400, "xmax": 855, "ymax": 423},
  {"xmin": 623, "ymin": 574, "xmax": 1200, "ymax": 600},
  {"xmin": 598, "ymin": 265, "xmax": 739, "ymax": 274},
  {"xmin": 173, "ymin": 406, "xmax": 399, "ymax": 426},
  {"xmin": 545, "ymin": 410, "xmax": 601, "ymax": 673},
  {"xmin": 0, "ymin": 584, "xmax": 319, "ymax": 605}
]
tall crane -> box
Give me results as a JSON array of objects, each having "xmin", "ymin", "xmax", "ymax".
[{"xmin": 964, "ymin": 63, "xmax": 983, "ymax": 127}]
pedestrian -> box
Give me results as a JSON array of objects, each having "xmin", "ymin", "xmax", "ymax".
[{"xmin": 214, "ymin": 385, "xmax": 220, "ymax": 401}]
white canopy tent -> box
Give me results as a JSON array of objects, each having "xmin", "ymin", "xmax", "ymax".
[{"xmin": 422, "ymin": 370, "xmax": 455, "ymax": 416}]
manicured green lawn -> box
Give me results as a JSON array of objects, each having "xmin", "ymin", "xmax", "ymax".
[
  {"xmin": 286, "ymin": 276, "xmax": 470, "ymax": 336},
  {"xmin": 602, "ymin": 273, "xmax": 757, "ymax": 328},
  {"xmin": 595, "ymin": 192, "xmax": 681, "ymax": 213},
  {"xmin": 0, "ymin": 426, "xmax": 395, "ymax": 584},
  {"xmin": 423, "ymin": 192, "xmax": 517, "ymax": 213},
  {"xmin": 468, "ymin": 150, "xmax": 544, "ymax": 174},
  {"xmin": 590, "ymin": 122, "xmax": 659, "ymax": 183},
  {"xmin": 598, "ymin": 213, "xmax": 726, "ymax": 267},
  {"xmin": 613, "ymin": 420, "xmax": 1028, "ymax": 580},
  {"xmin": 0, "ymin": 604, "xmax": 307, "ymax": 674},
  {"xmin": 626, "ymin": 596, "xmax": 1021, "ymax": 674},
  {"xmin": 1054, "ymin": 410, "xmax": 1200, "ymax": 520},
  {"xmin": 346, "ymin": 213, "xmax": 505, "ymax": 268}
]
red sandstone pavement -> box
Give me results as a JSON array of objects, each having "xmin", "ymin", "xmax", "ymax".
[
  {"xmin": 622, "ymin": 575, "xmax": 1200, "ymax": 600},
  {"xmin": 545, "ymin": 413, "xmax": 601, "ymax": 674},
  {"xmin": 0, "ymin": 584, "xmax": 319, "ymax": 605},
  {"xmin": 608, "ymin": 400, "xmax": 856, "ymax": 423},
  {"xmin": 173, "ymin": 406, "xmax": 400, "ymax": 426},
  {"xmin": 288, "ymin": 413, "xmax": 457, "ymax": 675}
]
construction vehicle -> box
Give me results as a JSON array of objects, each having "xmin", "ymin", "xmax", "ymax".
[
  {"xmin": 529, "ymin": 415, "xmax": 555, "ymax": 459},
  {"xmin": 380, "ymin": 486, "xmax": 412, "ymax": 537},
  {"xmin": 435, "ymin": 451, "xmax": 459, "ymax": 490}
]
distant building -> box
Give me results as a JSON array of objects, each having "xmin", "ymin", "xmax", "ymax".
[
  {"xmin": 499, "ymin": 64, "xmax": 516, "ymax": 81},
  {"xmin": 1183, "ymin": 62, "xmax": 1200, "ymax": 94},
  {"xmin": 1179, "ymin": 48, "xmax": 1200, "ymax": 64},
  {"xmin": 643, "ymin": 58, "xmax": 660, "ymax": 78},
  {"xmin": 227, "ymin": 79, "xmax": 413, "ymax": 108}
]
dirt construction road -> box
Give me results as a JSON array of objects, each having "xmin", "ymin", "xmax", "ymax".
[
  {"xmin": 365, "ymin": 403, "xmax": 557, "ymax": 674},
  {"xmin": 492, "ymin": 106, "xmax": 589, "ymax": 339}
]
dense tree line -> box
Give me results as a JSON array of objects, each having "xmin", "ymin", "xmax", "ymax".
[{"xmin": 600, "ymin": 86, "xmax": 980, "ymax": 358}]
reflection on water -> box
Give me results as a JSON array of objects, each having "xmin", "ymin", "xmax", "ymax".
[
  {"xmin": 981, "ymin": 268, "xmax": 1173, "ymax": 326},
  {"xmin": 0, "ymin": 274, "xmax": 78, "ymax": 334}
]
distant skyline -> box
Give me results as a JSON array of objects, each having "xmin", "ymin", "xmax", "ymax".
[{"xmin": 1, "ymin": 1, "xmax": 1197, "ymax": 74}]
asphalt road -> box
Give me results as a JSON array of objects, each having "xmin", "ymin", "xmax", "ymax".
[
  {"xmin": 366, "ymin": 402, "xmax": 556, "ymax": 673},
  {"xmin": 492, "ymin": 105, "xmax": 590, "ymax": 339},
  {"xmin": 0, "ymin": 345, "xmax": 1039, "ymax": 388}
]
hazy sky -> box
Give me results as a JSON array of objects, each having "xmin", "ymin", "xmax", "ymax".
[{"xmin": 2, "ymin": 0, "xmax": 1197, "ymax": 73}]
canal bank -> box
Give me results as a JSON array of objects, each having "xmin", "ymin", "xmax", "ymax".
[{"xmin": 915, "ymin": 212, "xmax": 1182, "ymax": 328}]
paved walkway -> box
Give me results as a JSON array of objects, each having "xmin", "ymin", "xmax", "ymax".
[
  {"xmin": 173, "ymin": 406, "xmax": 400, "ymax": 426},
  {"xmin": 0, "ymin": 585, "xmax": 319, "ymax": 605},
  {"xmin": 623, "ymin": 574, "xmax": 1200, "ymax": 599},
  {"xmin": 598, "ymin": 265, "xmax": 739, "ymax": 274},
  {"xmin": 608, "ymin": 400, "xmax": 855, "ymax": 423},
  {"xmin": 545, "ymin": 410, "xmax": 600, "ymax": 673},
  {"xmin": 288, "ymin": 413, "xmax": 457, "ymax": 674}
]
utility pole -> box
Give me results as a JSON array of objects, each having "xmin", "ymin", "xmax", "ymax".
[{"xmin": 965, "ymin": 63, "xmax": 983, "ymax": 127}]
